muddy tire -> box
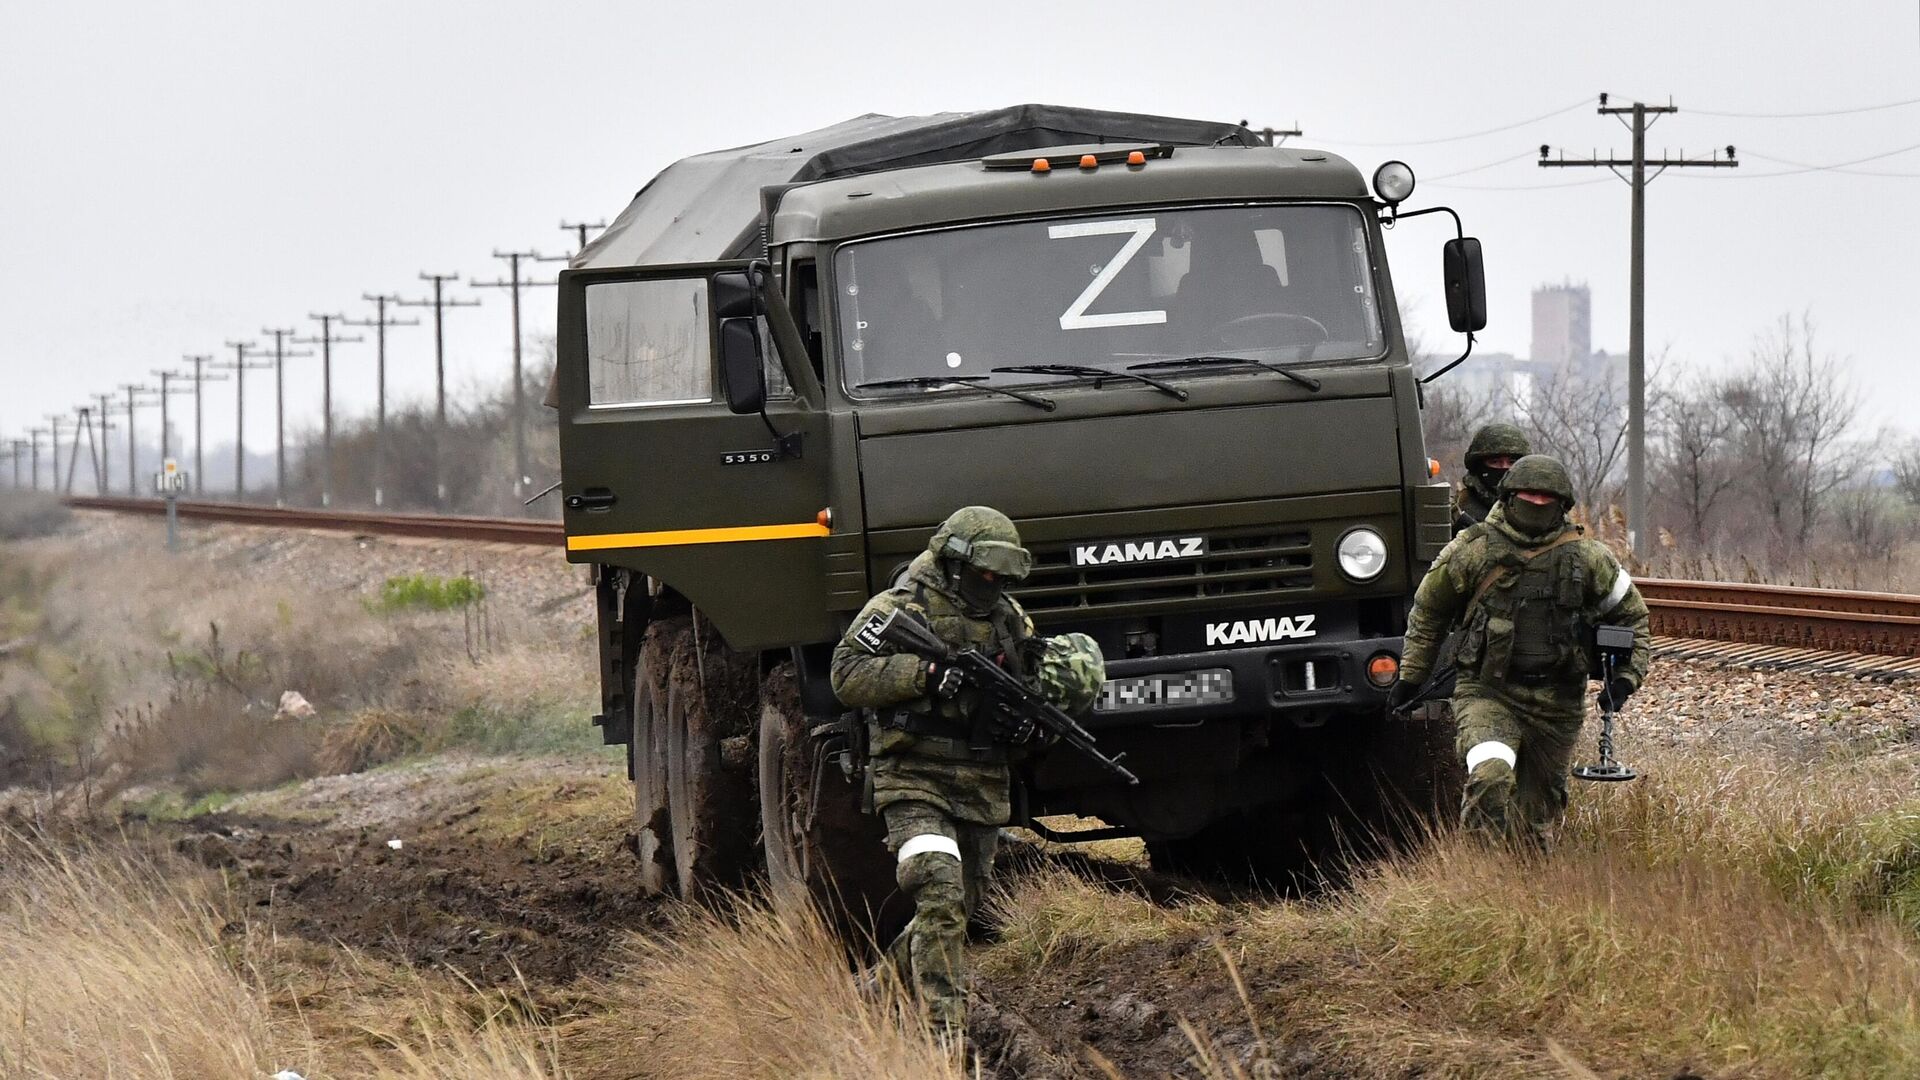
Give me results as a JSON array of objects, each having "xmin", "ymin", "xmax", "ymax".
[
  {"xmin": 632, "ymin": 617, "xmax": 685, "ymax": 897},
  {"xmin": 663, "ymin": 617, "xmax": 762, "ymax": 901},
  {"xmin": 757, "ymin": 662, "xmax": 906, "ymax": 941}
]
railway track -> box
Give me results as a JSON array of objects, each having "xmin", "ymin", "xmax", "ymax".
[{"xmin": 55, "ymin": 495, "xmax": 1920, "ymax": 675}]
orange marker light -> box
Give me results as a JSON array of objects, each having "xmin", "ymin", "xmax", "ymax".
[
  {"xmin": 1079, "ymin": 154, "xmax": 1099, "ymax": 169},
  {"xmin": 1031, "ymin": 157, "xmax": 1051, "ymax": 173},
  {"xmin": 1367, "ymin": 654, "xmax": 1400, "ymax": 687},
  {"xmin": 1127, "ymin": 150, "xmax": 1147, "ymax": 166},
  {"xmin": 1429, "ymin": 457, "xmax": 1442, "ymax": 478},
  {"xmin": 816, "ymin": 508, "xmax": 833, "ymax": 530}
]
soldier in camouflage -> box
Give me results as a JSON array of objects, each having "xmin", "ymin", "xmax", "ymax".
[
  {"xmin": 831, "ymin": 506, "xmax": 1105, "ymax": 1037},
  {"xmin": 1391, "ymin": 455, "xmax": 1651, "ymax": 849},
  {"xmin": 1453, "ymin": 422, "xmax": 1533, "ymax": 534}
]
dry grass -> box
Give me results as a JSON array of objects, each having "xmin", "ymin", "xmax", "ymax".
[
  {"xmin": 0, "ymin": 827, "xmax": 563, "ymax": 1079},
  {"xmin": 564, "ymin": 895, "xmax": 966, "ymax": 1080},
  {"xmin": 986, "ymin": 742, "xmax": 1920, "ymax": 1079}
]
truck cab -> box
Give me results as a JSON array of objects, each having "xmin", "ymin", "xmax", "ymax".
[{"xmin": 553, "ymin": 105, "xmax": 1478, "ymax": 903}]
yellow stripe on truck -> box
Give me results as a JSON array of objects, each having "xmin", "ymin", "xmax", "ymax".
[{"xmin": 565, "ymin": 522, "xmax": 830, "ymax": 551}]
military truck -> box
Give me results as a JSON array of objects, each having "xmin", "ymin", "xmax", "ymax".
[{"xmin": 553, "ymin": 104, "xmax": 1484, "ymax": 912}]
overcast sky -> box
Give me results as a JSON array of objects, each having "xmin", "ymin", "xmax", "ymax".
[{"xmin": 3, "ymin": 0, "xmax": 1917, "ymax": 467}]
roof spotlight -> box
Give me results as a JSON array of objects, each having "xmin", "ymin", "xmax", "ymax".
[{"xmin": 1372, "ymin": 160, "xmax": 1416, "ymax": 206}]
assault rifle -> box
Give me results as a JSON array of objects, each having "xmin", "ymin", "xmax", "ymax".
[{"xmin": 858, "ymin": 608, "xmax": 1140, "ymax": 786}]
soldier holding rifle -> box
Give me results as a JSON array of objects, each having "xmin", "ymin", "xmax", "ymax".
[{"xmin": 831, "ymin": 506, "xmax": 1108, "ymax": 1039}]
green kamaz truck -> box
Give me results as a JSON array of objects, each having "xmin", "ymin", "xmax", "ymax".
[{"xmin": 553, "ymin": 105, "xmax": 1484, "ymax": 914}]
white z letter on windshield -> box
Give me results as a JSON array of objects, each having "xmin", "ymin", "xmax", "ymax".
[{"xmin": 1047, "ymin": 218, "xmax": 1168, "ymax": 330}]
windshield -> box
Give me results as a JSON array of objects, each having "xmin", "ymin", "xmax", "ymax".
[{"xmin": 835, "ymin": 204, "xmax": 1383, "ymax": 394}]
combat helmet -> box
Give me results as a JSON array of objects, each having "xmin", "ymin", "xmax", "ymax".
[
  {"xmin": 927, "ymin": 506, "xmax": 1033, "ymax": 580},
  {"xmin": 1035, "ymin": 632, "xmax": 1106, "ymax": 716},
  {"xmin": 1465, "ymin": 422, "xmax": 1532, "ymax": 471},
  {"xmin": 1499, "ymin": 454, "xmax": 1577, "ymax": 507}
]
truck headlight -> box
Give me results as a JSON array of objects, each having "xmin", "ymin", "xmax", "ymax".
[{"xmin": 1337, "ymin": 527, "xmax": 1388, "ymax": 582}]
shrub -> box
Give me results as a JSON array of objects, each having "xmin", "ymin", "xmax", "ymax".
[{"xmin": 374, "ymin": 574, "xmax": 486, "ymax": 612}]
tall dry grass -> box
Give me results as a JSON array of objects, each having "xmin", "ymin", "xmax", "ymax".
[
  {"xmin": 0, "ymin": 828, "xmax": 565, "ymax": 1079},
  {"xmin": 565, "ymin": 894, "xmax": 965, "ymax": 1080},
  {"xmin": 986, "ymin": 742, "xmax": 1920, "ymax": 1079}
]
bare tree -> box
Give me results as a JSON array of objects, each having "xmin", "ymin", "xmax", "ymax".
[
  {"xmin": 1651, "ymin": 371, "xmax": 1740, "ymax": 546},
  {"xmin": 1891, "ymin": 439, "xmax": 1920, "ymax": 507},
  {"xmin": 1509, "ymin": 361, "xmax": 1630, "ymax": 510},
  {"xmin": 1720, "ymin": 313, "xmax": 1862, "ymax": 554}
]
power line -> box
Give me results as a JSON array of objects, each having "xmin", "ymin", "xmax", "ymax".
[
  {"xmin": 1667, "ymin": 140, "xmax": 1920, "ymax": 179},
  {"xmin": 1430, "ymin": 175, "xmax": 1614, "ymax": 191},
  {"xmin": 1315, "ymin": 96, "xmax": 1593, "ymax": 148},
  {"xmin": 1425, "ymin": 150, "xmax": 1537, "ymax": 181},
  {"xmin": 1683, "ymin": 95, "xmax": 1920, "ymax": 119}
]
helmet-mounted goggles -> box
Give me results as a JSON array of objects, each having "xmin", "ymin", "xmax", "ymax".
[{"xmin": 942, "ymin": 536, "xmax": 1034, "ymax": 581}]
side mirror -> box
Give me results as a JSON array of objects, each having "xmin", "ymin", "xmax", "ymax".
[
  {"xmin": 718, "ymin": 317, "xmax": 766, "ymax": 415},
  {"xmin": 1443, "ymin": 237, "xmax": 1487, "ymax": 333}
]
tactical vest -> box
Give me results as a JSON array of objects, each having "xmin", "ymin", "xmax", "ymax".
[
  {"xmin": 900, "ymin": 577, "xmax": 1031, "ymax": 728},
  {"xmin": 1456, "ymin": 530, "xmax": 1591, "ymax": 688}
]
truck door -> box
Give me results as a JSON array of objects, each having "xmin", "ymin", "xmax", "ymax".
[{"xmin": 554, "ymin": 262, "xmax": 836, "ymax": 649}]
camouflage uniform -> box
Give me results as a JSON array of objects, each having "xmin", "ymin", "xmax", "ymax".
[
  {"xmin": 830, "ymin": 507, "xmax": 1104, "ymax": 1034},
  {"xmin": 1453, "ymin": 422, "xmax": 1533, "ymax": 535},
  {"xmin": 1400, "ymin": 456, "xmax": 1650, "ymax": 849}
]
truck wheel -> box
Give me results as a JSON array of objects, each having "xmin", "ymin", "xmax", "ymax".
[
  {"xmin": 632, "ymin": 617, "xmax": 685, "ymax": 897},
  {"xmin": 757, "ymin": 662, "xmax": 906, "ymax": 940},
  {"xmin": 663, "ymin": 618, "xmax": 761, "ymax": 901}
]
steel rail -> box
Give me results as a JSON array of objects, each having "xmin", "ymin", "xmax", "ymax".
[
  {"xmin": 63, "ymin": 495, "xmax": 563, "ymax": 546},
  {"xmin": 56, "ymin": 496, "xmax": 1920, "ymax": 658}
]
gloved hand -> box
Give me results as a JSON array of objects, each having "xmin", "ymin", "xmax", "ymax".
[
  {"xmin": 926, "ymin": 660, "xmax": 965, "ymax": 699},
  {"xmin": 1386, "ymin": 678, "xmax": 1422, "ymax": 714},
  {"xmin": 1596, "ymin": 675, "xmax": 1635, "ymax": 711},
  {"xmin": 1005, "ymin": 716, "xmax": 1040, "ymax": 746}
]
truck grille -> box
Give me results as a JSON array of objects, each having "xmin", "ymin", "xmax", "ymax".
[{"xmin": 1013, "ymin": 527, "xmax": 1314, "ymax": 613}]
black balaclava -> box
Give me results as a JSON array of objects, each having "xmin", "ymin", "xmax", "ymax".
[
  {"xmin": 950, "ymin": 561, "xmax": 1003, "ymax": 615},
  {"xmin": 1471, "ymin": 461, "xmax": 1513, "ymax": 497},
  {"xmin": 1503, "ymin": 495, "xmax": 1566, "ymax": 537}
]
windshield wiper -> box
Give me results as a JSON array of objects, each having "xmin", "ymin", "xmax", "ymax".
[
  {"xmin": 989, "ymin": 364, "xmax": 1189, "ymax": 402},
  {"xmin": 852, "ymin": 375, "xmax": 1056, "ymax": 411},
  {"xmin": 1126, "ymin": 356, "xmax": 1322, "ymax": 393}
]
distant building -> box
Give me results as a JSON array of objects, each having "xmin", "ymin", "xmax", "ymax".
[{"xmin": 1531, "ymin": 281, "xmax": 1592, "ymax": 371}]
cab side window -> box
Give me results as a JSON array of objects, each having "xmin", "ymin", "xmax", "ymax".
[{"xmin": 585, "ymin": 278, "xmax": 712, "ymax": 407}]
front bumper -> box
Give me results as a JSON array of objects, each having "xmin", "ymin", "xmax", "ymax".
[{"xmin": 1085, "ymin": 635, "xmax": 1403, "ymax": 730}]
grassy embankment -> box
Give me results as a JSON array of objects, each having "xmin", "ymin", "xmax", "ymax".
[{"xmin": 986, "ymin": 743, "xmax": 1920, "ymax": 1078}]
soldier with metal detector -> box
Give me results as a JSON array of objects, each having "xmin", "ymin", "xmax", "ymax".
[
  {"xmin": 830, "ymin": 505, "xmax": 1111, "ymax": 1039},
  {"xmin": 1389, "ymin": 455, "xmax": 1651, "ymax": 849}
]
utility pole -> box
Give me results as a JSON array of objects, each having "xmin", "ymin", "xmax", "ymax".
[
  {"xmin": 44, "ymin": 414, "xmax": 64, "ymax": 496},
  {"xmin": 472, "ymin": 249, "xmax": 559, "ymax": 500},
  {"xmin": 183, "ymin": 354, "xmax": 225, "ymax": 496},
  {"xmin": 559, "ymin": 219, "xmax": 607, "ymax": 256},
  {"xmin": 25, "ymin": 429, "xmax": 47, "ymax": 490},
  {"xmin": 290, "ymin": 315, "xmax": 361, "ymax": 507},
  {"xmin": 260, "ymin": 328, "xmax": 314, "ymax": 506},
  {"xmin": 117, "ymin": 385, "xmax": 154, "ymax": 497},
  {"xmin": 146, "ymin": 372, "xmax": 187, "ymax": 461},
  {"xmin": 7, "ymin": 439, "xmax": 25, "ymax": 488},
  {"xmin": 1239, "ymin": 121, "xmax": 1303, "ymax": 147},
  {"xmin": 397, "ymin": 273, "xmax": 480, "ymax": 507},
  {"xmin": 1541, "ymin": 94, "xmax": 1737, "ymax": 558},
  {"xmin": 63, "ymin": 407, "xmax": 93, "ymax": 494},
  {"xmin": 92, "ymin": 392, "xmax": 121, "ymax": 494},
  {"xmin": 214, "ymin": 342, "xmax": 271, "ymax": 499},
  {"xmin": 344, "ymin": 294, "xmax": 418, "ymax": 507}
]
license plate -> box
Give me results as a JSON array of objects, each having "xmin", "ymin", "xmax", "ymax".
[{"xmin": 1095, "ymin": 669, "xmax": 1234, "ymax": 712}]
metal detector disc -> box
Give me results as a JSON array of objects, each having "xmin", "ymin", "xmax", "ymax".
[{"xmin": 1572, "ymin": 763, "xmax": 1639, "ymax": 782}]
